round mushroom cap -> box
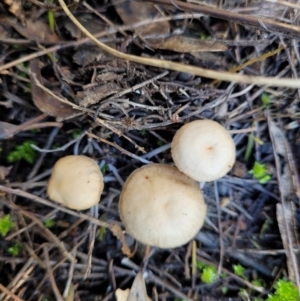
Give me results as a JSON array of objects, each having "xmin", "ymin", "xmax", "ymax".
[
  {"xmin": 119, "ymin": 164, "xmax": 207, "ymax": 248},
  {"xmin": 171, "ymin": 120, "xmax": 236, "ymax": 182},
  {"xmin": 47, "ymin": 155, "xmax": 104, "ymax": 210}
]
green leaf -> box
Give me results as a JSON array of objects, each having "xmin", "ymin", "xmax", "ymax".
[
  {"xmin": 8, "ymin": 243, "xmax": 21, "ymax": 256},
  {"xmin": 140, "ymin": 129, "xmax": 147, "ymax": 136},
  {"xmin": 197, "ymin": 260, "xmax": 206, "ymax": 270},
  {"xmin": 252, "ymin": 279, "xmax": 263, "ymax": 287},
  {"xmin": 221, "ymin": 286, "xmax": 228, "ymax": 294},
  {"xmin": 261, "ymin": 93, "xmax": 271, "ymax": 108},
  {"xmin": 201, "ymin": 266, "xmax": 216, "ymax": 284},
  {"xmin": 44, "ymin": 219, "xmax": 55, "ymax": 228},
  {"xmin": 96, "ymin": 226, "xmax": 107, "ymax": 241},
  {"xmin": 72, "ymin": 129, "xmax": 82, "ymax": 139},
  {"xmin": 249, "ymin": 161, "xmax": 271, "ymax": 184},
  {"xmin": 101, "ymin": 164, "xmax": 108, "ymax": 174},
  {"xmin": 0, "ymin": 215, "xmax": 15, "ymax": 237},
  {"xmin": 233, "ymin": 264, "xmax": 246, "ymax": 278}
]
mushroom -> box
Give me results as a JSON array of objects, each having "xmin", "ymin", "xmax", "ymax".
[
  {"xmin": 47, "ymin": 155, "xmax": 104, "ymax": 210},
  {"xmin": 119, "ymin": 164, "xmax": 207, "ymax": 248},
  {"xmin": 171, "ymin": 120, "xmax": 236, "ymax": 182}
]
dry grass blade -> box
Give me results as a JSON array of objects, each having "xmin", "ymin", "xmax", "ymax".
[
  {"xmin": 267, "ymin": 114, "xmax": 300, "ymax": 291},
  {"xmin": 0, "ymin": 283, "xmax": 25, "ymax": 301},
  {"xmin": 0, "ymin": 185, "xmax": 131, "ymax": 256},
  {"xmin": 57, "ymin": 0, "xmax": 300, "ymax": 88}
]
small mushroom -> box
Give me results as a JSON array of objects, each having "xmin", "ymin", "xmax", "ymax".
[
  {"xmin": 119, "ymin": 164, "xmax": 207, "ymax": 249},
  {"xmin": 47, "ymin": 155, "xmax": 104, "ymax": 210},
  {"xmin": 171, "ymin": 120, "xmax": 236, "ymax": 182}
]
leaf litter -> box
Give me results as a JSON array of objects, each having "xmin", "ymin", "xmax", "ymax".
[{"xmin": 0, "ymin": 0, "xmax": 300, "ymax": 300}]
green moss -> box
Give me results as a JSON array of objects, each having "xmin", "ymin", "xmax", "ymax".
[
  {"xmin": 0, "ymin": 215, "xmax": 14, "ymax": 237},
  {"xmin": 7, "ymin": 141, "xmax": 37, "ymax": 164},
  {"xmin": 267, "ymin": 279, "xmax": 299, "ymax": 301}
]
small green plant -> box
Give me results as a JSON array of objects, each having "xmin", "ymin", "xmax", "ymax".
[
  {"xmin": 201, "ymin": 266, "xmax": 217, "ymax": 284},
  {"xmin": 101, "ymin": 164, "xmax": 108, "ymax": 174},
  {"xmin": 233, "ymin": 264, "xmax": 246, "ymax": 279},
  {"xmin": 266, "ymin": 279, "xmax": 299, "ymax": 301},
  {"xmin": 252, "ymin": 279, "xmax": 263, "ymax": 287},
  {"xmin": 140, "ymin": 129, "xmax": 147, "ymax": 136},
  {"xmin": 44, "ymin": 219, "xmax": 55, "ymax": 228},
  {"xmin": 249, "ymin": 161, "xmax": 271, "ymax": 184},
  {"xmin": 8, "ymin": 243, "xmax": 21, "ymax": 256},
  {"xmin": 221, "ymin": 286, "xmax": 228, "ymax": 294},
  {"xmin": 157, "ymin": 140, "xmax": 164, "ymax": 146},
  {"xmin": 72, "ymin": 129, "xmax": 82, "ymax": 139},
  {"xmin": 200, "ymin": 33, "xmax": 211, "ymax": 40},
  {"xmin": 197, "ymin": 261, "xmax": 217, "ymax": 284},
  {"xmin": 261, "ymin": 93, "xmax": 271, "ymax": 108},
  {"xmin": 96, "ymin": 226, "xmax": 107, "ymax": 241},
  {"xmin": 7, "ymin": 141, "xmax": 37, "ymax": 164},
  {"xmin": 0, "ymin": 214, "xmax": 15, "ymax": 237}
]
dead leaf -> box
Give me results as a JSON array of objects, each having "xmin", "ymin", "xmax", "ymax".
[
  {"xmin": 158, "ymin": 36, "xmax": 227, "ymax": 52},
  {"xmin": 116, "ymin": 289, "xmax": 131, "ymax": 301},
  {"xmin": 115, "ymin": 272, "xmax": 152, "ymax": 301},
  {"xmin": 64, "ymin": 14, "xmax": 107, "ymax": 39},
  {"xmin": 0, "ymin": 166, "xmax": 12, "ymax": 181},
  {"xmin": 0, "ymin": 121, "xmax": 18, "ymax": 140},
  {"xmin": 76, "ymin": 83, "xmax": 122, "ymax": 107},
  {"xmin": 128, "ymin": 272, "xmax": 151, "ymax": 301},
  {"xmin": 2, "ymin": 0, "xmax": 25, "ymax": 24},
  {"xmin": 5, "ymin": 16, "xmax": 59, "ymax": 43},
  {"xmin": 73, "ymin": 44, "xmax": 107, "ymax": 66},
  {"xmin": 276, "ymin": 203, "xmax": 299, "ymax": 283},
  {"xmin": 111, "ymin": 223, "xmax": 131, "ymax": 257},
  {"xmin": 64, "ymin": 282, "xmax": 75, "ymax": 301},
  {"xmin": 111, "ymin": 0, "xmax": 170, "ymax": 48},
  {"xmin": 30, "ymin": 59, "xmax": 80, "ymax": 119},
  {"xmin": 268, "ymin": 114, "xmax": 300, "ymax": 287}
]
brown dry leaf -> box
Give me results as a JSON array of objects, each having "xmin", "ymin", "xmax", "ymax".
[
  {"xmin": 128, "ymin": 272, "xmax": 152, "ymax": 301},
  {"xmin": 158, "ymin": 36, "xmax": 227, "ymax": 53},
  {"xmin": 0, "ymin": 24, "xmax": 9, "ymax": 39},
  {"xmin": 116, "ymin": 289, "xmax": 131, "ymax": 301},
  {"xmin": 30, "ymin": 59, "xmax": 79, "ymax": 119},
  {"xmin": 0, "ymin": 166, "xmax": 12, "ymax": 181},
  {"xmin": 276, "ymin": 203, "xmax": 299, "ymax": 283},
  {"xmin": 232, "ymin": 161, "xmax": 248, "ymax": 178},
  {"xmin": 111, "ymin": 223, "xmax": 131, "ymax": 257},
  {"xmin": 64, "ymin": 14, "xmax": 107, "ymax": 39},
  {"xmin": 64, "ymin": 282, "xmax": 75, "ymax": 301},
  {"xmin": 111, "ymin": 0, "xmax": 170, "ymax": 48},
  {"xmin": 268, "ymin": 115, "xmax": 300, "ymax": 287},
  {"xmin": 76, "ymin": 83, "xmax": 122, "ymax": 107},
  {"xmin": 73, "ymin": 44, "xmax": 107, "ymax": 66},
  {"xmin": 63, "ymin": 14, "xmax": 115, "ymax": 65},
  {"xmin": 0, "ymin": 121, "xmax": 18, "ymax": 140},
  {"xmin": 2, "ymin": 0, "xmax": 25, "ymax": 24},
  {"xmin": 5, "ymin": 16, "xmax": 59, "ymax": 43}
]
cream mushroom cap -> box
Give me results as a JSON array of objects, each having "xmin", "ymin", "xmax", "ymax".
[
  {"xmin": 119, "ymin": 164, "xmax": 207, "ymax": 248},
  {"xmin": 47, "ymin": 155, "xmax": 104, "ymax": 210},
  {"xmin": 171, "ymin": 120, "xmax": 236, "ymax": 182}
]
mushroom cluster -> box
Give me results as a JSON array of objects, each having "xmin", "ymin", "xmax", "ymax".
[
  {"xmin": 118, "ymin": 119, "xmax": 235, "ymax": 248},
  {"xmin": 46, "ymin": 119, "xmax": 235, "ymax": 250}
]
